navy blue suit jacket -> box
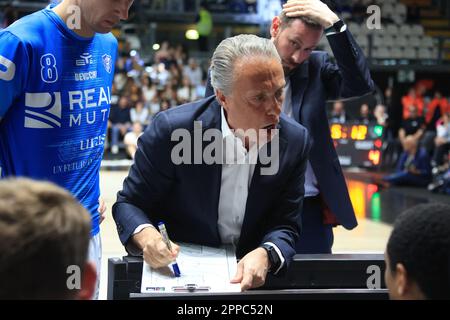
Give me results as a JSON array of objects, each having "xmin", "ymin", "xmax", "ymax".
[
  {"xmin": 113, "ymin": 96, "xmax": 311, "ymax": 269},
  {"xmin": 206, "ymin": 30, "xmax": 374, "ymax": 229}
]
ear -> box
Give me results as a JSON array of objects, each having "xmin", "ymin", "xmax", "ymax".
[
  {"xmin": 215, "ymin": 89, "xmax": 228, "ymax": 111},
  {"xmin": 77, "ymin": 261, "xmax": 97, "ymax": 300},
  {"xmin": 394, "ymin": 263, "xmax": 408, "ymax": 297},
  {"xmin": 270, "ymin": 16, "xmax": 281, "ymax": 39}
]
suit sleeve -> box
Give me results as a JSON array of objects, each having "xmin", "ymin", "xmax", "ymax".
[
  {"xmin": 262, "ymin": 128, "xmax": 311, "ymax": 272},
  {"xmin": 0, "ymin": 31, "xmax": 29, "ymax": 119},
  {"xmin": 112, "ymin": 112, "xmax": 175, "ymax": 247},
  {"xmin": 321, "ymin": 29, "xmax": 375, "ymax": 99}
]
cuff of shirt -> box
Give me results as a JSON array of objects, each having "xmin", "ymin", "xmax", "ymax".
[
  {"xmin": 126, "ymin": 224, "xmax": 155, "ymax": 256},
  {"xmin": 325, "ymin": 23, "xmax": 347, "ymax": 37},
  {"xmin": 264, "ymin": 242, "xmax": 285, "ymax": 275}
]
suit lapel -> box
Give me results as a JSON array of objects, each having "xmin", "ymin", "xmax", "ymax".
[
  {"xmin": 195, "ymin": 100, "xmax": 222, "ymax": 227},
  {"xmin": 290, "ymin": 61, "xmax": 309, "ymax": 123}
]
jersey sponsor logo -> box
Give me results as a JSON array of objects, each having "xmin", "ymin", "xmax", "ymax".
[
  {"xmin": 74, "ymin": 70, "xmax": 98, "ymax": 81},
  {"xmin": 24, "ymin": 92, "xmax": 62, "ymax": 129},
  {"xmin": 68, "ymin": 87, "xmax": 111, "ymax": 127},
  {"xmin": 102, "ymin": 54, "xmax": 112, "ymax": 74},
  {"xmin": 76, "ymin": 53, "xmax": 95, "ymax": 66},
  {"xmin": 40, "ymin": 54, "xmax": 58, "ymax": 83},
  {"xmin": 0, "ymin": 55, "xmax": 16, "ymax": 81},
  {"xmin": 23, "ymin": 87, "xmax": 111, "ymax": 129}
]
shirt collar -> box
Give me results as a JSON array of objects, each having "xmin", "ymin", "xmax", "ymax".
[{"xmin": 220, "ymin": 107, "xmax": 234, "ymax": 140}]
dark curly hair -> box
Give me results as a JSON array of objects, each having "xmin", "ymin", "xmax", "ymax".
[{"xmin": 387, "ymin": 203, "xmax": 450, "ymax": 300}]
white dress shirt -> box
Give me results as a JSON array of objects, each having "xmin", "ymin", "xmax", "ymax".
[
  {"xmin": 217, "ymin": 107, "xmax": 256, "ymax": 245},
  {"xmin": 132, "ymin": 107, "xmax": 285, "ymax": 273},
  {"xmin": 282, "ymin": 78, "xmax": 319, "ymax": 197},
  {"xmin": 218, "ymin": 107, "xmax": 284, "ymax": 274}
]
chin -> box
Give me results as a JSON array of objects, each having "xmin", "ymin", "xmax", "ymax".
[
  {"xmin": 93, "ymin": 23, "xmax": 114, "ymax": 34},
  {"xmin": 95, "ymin": 27, "xmax": 112, "ymax": 34}
]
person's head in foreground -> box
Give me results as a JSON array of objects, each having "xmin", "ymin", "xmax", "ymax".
[
  {"xmin": 0, "ymin": 178, "xmax": 95, "ymax": 299},
  {"xmin": 385, "ymin": 203, "xmax": 450, "ymax": 300}
]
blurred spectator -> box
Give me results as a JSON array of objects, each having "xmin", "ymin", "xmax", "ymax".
[
  {"xmin": 402, "ymin": 88, "xmax": 424, "ymax": 119},
  {"xmin": 384, "ymin": 87, "xmax": 393, "ymax": 109},
  {"xmin": 125, "ymin": 50, "xmax": 144, "ymax": 74},
  {"xmin": 108, "ymin": 96, "xmax": 132, "ymax": 154},
  {"xmin": 124, "ymin": 122, "xmax": 143, "ymax": 160},
  {"xmin": 148, "ymin": 95, "xmax": 161, "ymax": 116},
  {"xmin": 130, "ymin": 101, "xmax": 150, "ymax": 127},
  {"xmin": 151, "ymin": 63, "xmax": 170, "ymax": 89},
  {"xmin": 374, "ymin": 104, "xmax": 389, "ymax": 127},
  {"xmin": 169, "ymin": 63, "xmax": 182, "ymax": 87},
  {"xmin": 160, "ymin": 99, "xmax": 171, "ymax": 112},
  {"xmin": 329, "ymin": 101, "xmax": 350, "ymax": 124},
  {"xmin": 358, "ymin": 103, "xmax": 375, "ymax": 124},
  {"xmin": 154, "ymin": 41, "xmax": 170, "ymax": 64},
  {"xmin": 398, "ymin": 105, "xmax": 425, "ymax": 147},
  {"xmin": 141, "ymin": 74, "xmax": 157, "ymax": 102},
  {"xmin": 114, "ymin": 70, "xmax": 128, "ymax": 92},
  {"xmin": 428, "ymin": 166, "xmax": 450, "ymax": 195},
  {"xmin": 177, "ymin": 77, "xmax": 197, "ymax": 104},
  {"xmin": 425, "ymin": 91, "xmax": 448, "ymax": 130},
  {"xmin": 129, "ymin": 83, "xmax": 143, "ymax": 105},
  {"xmin": 382, "ymin": 136, "xmax": 431, "ymax": 188},
  {"xmin": 431, "ymin": 112, "xmax": 450, "ymax": 168},
  {"xmin": 174, "ymin": 44, "xmax": 187, "ymax": 66},
  {"xmin": 184, "ymin": 58, "xmax": 203, "ymax": 87},
  {"xmin": 196, "ymin": 79, "xmax": 207, "ymax": 99}
]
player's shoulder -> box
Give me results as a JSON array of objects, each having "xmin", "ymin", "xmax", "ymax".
[
  {"xmin": 1, "ymin": 9, "xmax": 49, "ymax": 44},
  {"xmin": 93, "ymin": 32, "xmax": 119, "ymax": 54},
  {"xmin": 96, "ymin": 32, "xmax": 118, "ymax": 46}
]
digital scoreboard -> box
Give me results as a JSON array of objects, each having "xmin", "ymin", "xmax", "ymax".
[{"xmin": 330, "ymin": 122, "xmax": 384, "ymax": 168}]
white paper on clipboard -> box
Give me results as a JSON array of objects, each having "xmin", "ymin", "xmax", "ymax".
[{"xmin": 140, "ymin": 243, "xmax": 241, "ymax": 293}]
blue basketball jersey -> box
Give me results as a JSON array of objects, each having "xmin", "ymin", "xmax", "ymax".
[{"xmin": 0, "ymin": 5, "xmax": 118, "ymax": 235}]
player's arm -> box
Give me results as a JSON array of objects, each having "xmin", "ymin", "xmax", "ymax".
[{"xmin": 0, "ymin": 31, "xmax": 29, "ymax": 122}]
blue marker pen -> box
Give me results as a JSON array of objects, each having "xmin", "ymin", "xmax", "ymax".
[{"xmin": 158, "ymin": 222, "xmax": 181, "ymax": 277}]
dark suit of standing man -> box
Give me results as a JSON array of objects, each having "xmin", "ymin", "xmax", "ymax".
[{"xmin": 206, "ymin": 0, "xmax": 375, "ymax": 253}]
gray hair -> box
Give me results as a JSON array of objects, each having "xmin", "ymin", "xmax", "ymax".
[{"xmin": 210, "ymin": 34, "xmax": 281, "ymax": 96}]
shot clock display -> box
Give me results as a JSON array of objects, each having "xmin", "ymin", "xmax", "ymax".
[{"xmin": 330, "ymin": 122, "xmax": 384, "ymax": 168}]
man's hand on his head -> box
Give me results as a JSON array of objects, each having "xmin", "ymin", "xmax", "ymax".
[
  {"xmin": 230, "ymin": 247, "xmax": 270, "ymax": 291},
  {"xmin": 283, "ymin": 0, "xmax": 340, "ymax": 28}
]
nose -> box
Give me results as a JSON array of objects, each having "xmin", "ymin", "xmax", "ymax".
[
  {"xmin": 119, "ymin": 8, "xmax": 129, "ymax": 20},
  {"xmin": 117, "ymin": 1, "xmax": 130, "ymax": 20},
  {"xmin": 292, "ymin": 50, "xmax": 306, "ymax": 64},
  {"xmin": 266, "ymin": 97, "xmax": 281, "ymax": 121}
]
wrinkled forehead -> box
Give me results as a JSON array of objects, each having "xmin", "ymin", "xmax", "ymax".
[{"xmin": 233, "ymin": 56, "xmax": 283, "ymax": 81}]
